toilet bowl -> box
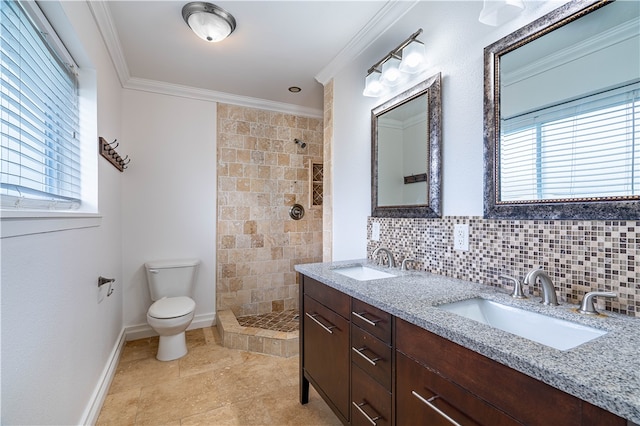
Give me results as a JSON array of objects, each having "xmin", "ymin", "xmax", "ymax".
[
  {"xmin": 147, "ymin": 296, "xmax": 196, "ymax": 361},
  {"xmin": 145, "ymin": 259, "xmax": 200, "ymax": 361}
]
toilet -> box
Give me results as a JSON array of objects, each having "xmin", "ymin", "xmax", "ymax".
[{"xmin": 145, "ymin": 259, "xmax": 200, "ymax": 361}]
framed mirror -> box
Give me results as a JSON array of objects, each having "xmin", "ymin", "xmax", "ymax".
[
  {"xmin": 372, "ymin": 72, "xmax": 441, "ymax": 218},
  {"xmin": 484, "ymin": 0, "xmax": 640, "ymax": 219}
]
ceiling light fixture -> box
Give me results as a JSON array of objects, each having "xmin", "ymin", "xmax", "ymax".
[
  {"xmin": 478, "ymin": 0, "xmax": 525, "ymax": 26},
  {"xmin": 182, "ymin": 2, "xmax": 236, "ymax": 43},
  {"xmin": 363, "ymin": 29, "xmax": 427, "ymax": 98}
]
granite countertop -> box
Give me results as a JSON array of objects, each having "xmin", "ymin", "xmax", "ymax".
[{"xmin": 295, "ymin": 259, "xmax": 640, "ymax": 423}]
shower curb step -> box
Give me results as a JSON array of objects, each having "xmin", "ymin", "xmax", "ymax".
[{"xmin": 216, "ymin": 309, "xmax": 299, "ymax": 358}]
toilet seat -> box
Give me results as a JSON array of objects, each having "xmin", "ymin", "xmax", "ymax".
[{"xmin": 148, "ymin": 296, "xmax": 195, "ymax": 319}]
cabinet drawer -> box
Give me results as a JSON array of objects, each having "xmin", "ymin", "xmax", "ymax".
[
  {"xmin": 396, "ymin": 351, "xmax": 518, "ymax": 426},
  {"xmin": 303, "ymin": 276, "xmax": 350, "ymax": 318},
  {"xmin": 351, "ymin": 324, "xmax": 392, "ymax": 391},
  {"xmin": 351, "ymin": 298, "xmax": 392, "ymax": 343},
  {"xmin": 352, "ymin": 363, "xmax": 391, "ymax": 426},
  {"xmin": 396, "ymin": 319, "xmax": 625, "ymax": 426},
  {"xmin": 303, "ymin": 295, "xmax": 350, "ymax": 420}
]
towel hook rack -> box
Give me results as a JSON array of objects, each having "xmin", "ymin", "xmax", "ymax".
[{"xmin": 99, "ymin": 137, "xmax": 130, "ymax": 172}]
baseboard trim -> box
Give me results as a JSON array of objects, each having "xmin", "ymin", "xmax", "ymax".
[{"xmin": 78, "ymin": 328, "xmax": 126, "ymax": 425}]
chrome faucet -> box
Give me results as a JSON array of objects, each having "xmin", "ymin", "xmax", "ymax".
[
  {"xmin": 372, "ymin": 246, "xmax": 396, "ymax": 268},
  {"xmin": 524, "ymin": 268, "xmax": 559, "ymax": 306},
  {"xmin": 401, "ymin": 258, "xmax": 416, "ymax": 271},
  {"xmin": 578, "ymin": 291, "xmax": 617, "ymax": 315}
]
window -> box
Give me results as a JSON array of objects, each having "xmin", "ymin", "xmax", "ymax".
[
  {"xmin": 500, "ymin": 82, "xmax": 640, "ymax": 202},
  {"xmin": 1, "ymin": 0, "xmax": 81, "ymax": 210}
]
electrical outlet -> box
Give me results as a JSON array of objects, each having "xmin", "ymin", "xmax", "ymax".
[
  {"xmin": 372, "ymin": 222, "xmax": 380, "ymax": 241},
  {"xmin": 454, "ymin": 224, "xmax": 469, "ymax": 251}
]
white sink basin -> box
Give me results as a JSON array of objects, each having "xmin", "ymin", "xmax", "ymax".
[
  {"xmin": 333, "ymin": 265, "xmax": 396, "ymax": 281},
  {"xmin": 438, "ymin": 298, "xmax": 607, "ymax": 351}
]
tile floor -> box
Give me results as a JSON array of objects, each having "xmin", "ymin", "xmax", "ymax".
[{"xmin": 97, "ymin": 327, "xmax": 341, "ymax": 425}]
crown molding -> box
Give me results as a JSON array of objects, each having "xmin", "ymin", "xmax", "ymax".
[
  {"xmin": 86, "ymin": 1, "xmax": 130, "ymax": 84},
  {"xmin": 314, "ymin": 0, "xmax": 420, "ymax": 85},
  {"xmin": 125, "ymin": 77, "xmax": 323, "ymax": 118},
  {"xmin": 502, "ymin": 18, "xmax": 639, "ymax": 87}
]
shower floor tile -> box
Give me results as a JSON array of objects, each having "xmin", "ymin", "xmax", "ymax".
[{"xmin": 236, "ymin": 309, "xmax": 299, "ymax": 332}]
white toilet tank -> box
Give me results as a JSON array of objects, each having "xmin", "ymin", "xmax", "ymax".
[{"xmin": 145, "ymin": 259, "xmax": 200, "ymax": 301}]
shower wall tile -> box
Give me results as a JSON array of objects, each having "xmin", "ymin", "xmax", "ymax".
[
  {"xmin": 217, "ymin": 104, "xmax": 323, "ymax": 317},
  {"xmin": 367, "ymin": 217, "xmax": 640, "ymax": 317}
]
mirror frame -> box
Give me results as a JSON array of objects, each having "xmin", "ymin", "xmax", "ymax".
[
  {"xmin": 372, "ymin": 72, "xmax": 442, "ymax": 218},
  {"xmin": 483, "ymin": 0, "xmax": 640, "ymax": 220}
]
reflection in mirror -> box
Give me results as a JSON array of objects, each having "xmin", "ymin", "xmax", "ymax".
[
  {"xmin": 378, "ymin": 94, "xmax": 428, "ymax": 206},
  {"xmin": 484, "ymin": 0, "xmax": 640, "ymax": 219},
  {"xmin": 372, "ymin": 73, "xmax": 441, "ymax": 218}
]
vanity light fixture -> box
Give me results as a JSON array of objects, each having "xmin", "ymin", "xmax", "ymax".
[
  {"xmin": 478, "ymin": 0, "xmax": 525, "ymax": 26},
  {"xmin": 363, "ymin": 70, "xmax": 385, "ymax": 97},
  {"xmin": 363, "ymin": 29, "xmax": 427, "ymax": 97},
  {"xmin": 182, "ymin": 2, "xmax": 236, "ymax": 42}
]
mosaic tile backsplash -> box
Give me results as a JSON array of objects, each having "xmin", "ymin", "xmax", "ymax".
[{"xmin": 367, "ymin": 216, "xmax": 640, "ymax": 317}]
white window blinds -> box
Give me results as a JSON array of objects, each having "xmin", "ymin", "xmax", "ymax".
[
  {"xmin": 1, "ymin": 0, "xmax": 81, "ymax": 209},
  {"xmin": 499, "ymin": 82, "xmax": 640, "ymax": 202}
]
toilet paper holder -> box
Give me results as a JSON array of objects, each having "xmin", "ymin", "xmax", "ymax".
[
  {"xmin": 98, "ymin": 276, "xmax": 115, "ymax": 287},
  {"xmin": 98, "ymin": 276, "xmax": 115, "ymax": 297}
]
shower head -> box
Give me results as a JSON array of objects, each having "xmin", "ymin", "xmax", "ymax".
[{"xmin": 294, "ymin": 138, "xmax": 307, "ymax": 149}]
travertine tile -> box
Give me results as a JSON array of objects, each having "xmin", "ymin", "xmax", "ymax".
[
  {"xmin": 178, "ymin": 344, "xmax": 246, "ymax": 378},
  {"xmin": 118, "ymin": 337, "xmax": 158, "ymax": 364},
  {"xmin": 96, "ymin": 388, "xmax": 140, "ymax": 426},
  {"xmin": 135, "ymin": 371, "xmax": 231, "ymax": 424},
  {"xmin": 108, "ymin": 356, "xmax": 180, "ymax": 395},
  {"xmin": 217, "ymin": 104, "xmax": 323, "ymax": 316}
]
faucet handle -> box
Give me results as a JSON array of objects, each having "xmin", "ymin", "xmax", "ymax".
[
  {"xmin": 578, "ymin": 291, "xmax": 617, "ymax": 315},
  {"xmin": 401, "ymin": 258, "xmax": 416, "ymax": 271},
  {"xmin": 500, "ymin": 274, "xmax": 527, "ymax": 299}
]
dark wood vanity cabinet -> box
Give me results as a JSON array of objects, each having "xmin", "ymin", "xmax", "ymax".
[
  {"xmin": 299, "ymin": 274, "xmax": 626, "ymax": 426},
  {"xmin": 300, "ymin": 276, "xmax": 351, "ymax": 424}
]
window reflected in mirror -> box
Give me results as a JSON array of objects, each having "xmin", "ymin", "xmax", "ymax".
[{"xmin": 484, "ymin": 0, "xmax": 640, "ymax": 219}]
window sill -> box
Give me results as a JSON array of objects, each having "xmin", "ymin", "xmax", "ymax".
[{"xmin": 1, "ymin": 210, "xmax": 102, "ymax": 238}]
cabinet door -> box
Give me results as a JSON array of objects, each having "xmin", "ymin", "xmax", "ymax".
[
  {"xmin": 303, "ymin": 294, "xmax": 350, "ymax": 420},
  {"xmin": 396, "ymin": 352, "xmax": 519, "ymax": 426}
]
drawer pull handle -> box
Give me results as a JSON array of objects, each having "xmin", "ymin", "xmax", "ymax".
[
  {"xmin": 352, "ymin": 401, "xmax": 382, "ymax": 426},
  {"xmin": 305, "ymin": 312, "xmax": 336, "ymax": 334},
  {"xmin": 352, "ymin": 311, "xmax": 381, "ymax": 327},
  {"xmin": 352, "ymin": 346, "xmax": 381, "ymax": 366},
  {"xmin": 411, "ymin": 390, "xmax": 462, "ymax": 426}
]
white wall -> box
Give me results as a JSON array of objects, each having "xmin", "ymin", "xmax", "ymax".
[
  {"xmin": 120, "ymin": 90, "xmax": 217, "ymax": 332},
  {"xmin": 331, "ymin": 1, "xmax": 566, "ymax": 261},
  {"xmin": 0, "ymin": 2, "xmax": 124, "ymax": 424}
]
